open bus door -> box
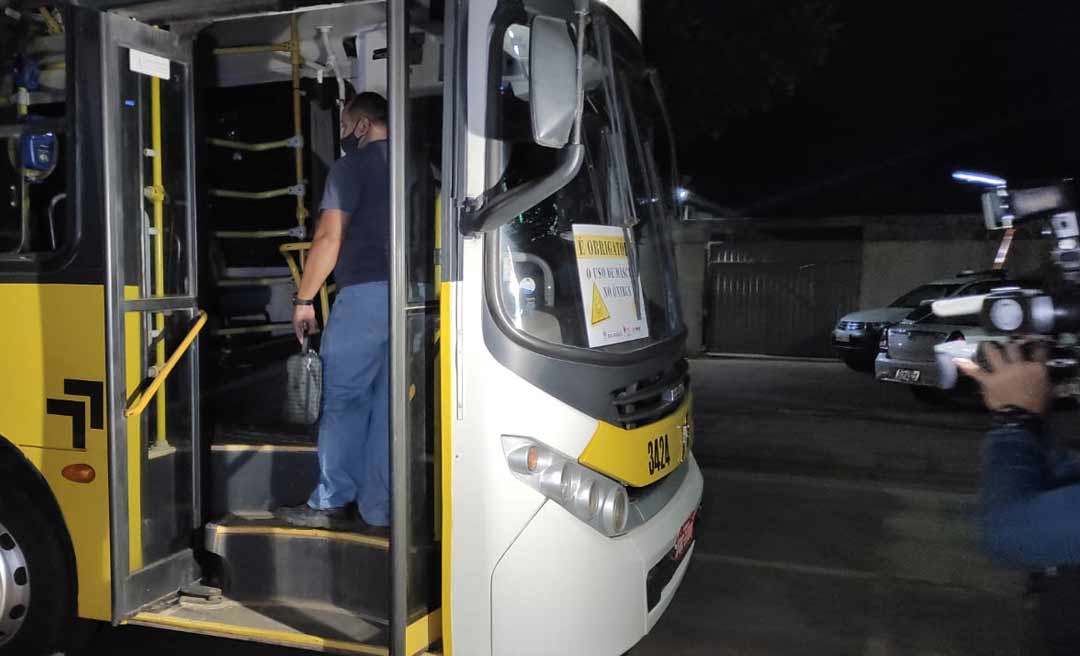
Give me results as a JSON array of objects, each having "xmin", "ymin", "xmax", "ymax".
[
  {"xmin": 93, "ymin": 9, "xmax": 203, "ymax": 619},
  {"xmin": 79, "ymin": 1, "xmax": 441, "ymax": 648},
  {"xmin": 389, "ymin": 2, "xmax": 444, "ymax": 652}
]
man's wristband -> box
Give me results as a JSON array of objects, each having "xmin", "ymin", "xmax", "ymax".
[
  {"xmin": 992, "ymin": 405, "xmax": 1048, "ymax": 435},
  {"xmin": 292, "ymin": 295, "xmax": 315, "ymax": 307}
]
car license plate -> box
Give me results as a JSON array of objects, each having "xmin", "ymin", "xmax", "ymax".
[
  {"xmin": 835, "ymin": 332, "xmax": 850, "ymax": 343},
  {"xmin": 894, "ymin": 368, "xmax": 921, "ymax": 383},
  {"xmin": 673, "ymin": 511, "xmax": 697, "ymax": 562}
]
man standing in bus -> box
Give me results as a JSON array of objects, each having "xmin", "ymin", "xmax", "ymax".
[{"xmin": 278, "ymin": 92, "xmax": 391, "ymax": 531}]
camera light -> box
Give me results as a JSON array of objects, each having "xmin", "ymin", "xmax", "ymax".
[{"xmin": 952, "ymin": 170, "xmax": 1007, "ymax": 187}]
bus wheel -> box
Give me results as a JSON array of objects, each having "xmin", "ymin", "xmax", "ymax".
[{"xmin": 0, "ymin": 482, "xmax": 77, "ymax": 655}]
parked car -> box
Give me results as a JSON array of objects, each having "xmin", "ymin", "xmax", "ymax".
[
  {"xmin": 833, "ymin": 271, "xmax": 1007, "ymax": 371},
  {"xmin": 875, "ymin": 273, "xmax": 1019, "ymax": 398}
]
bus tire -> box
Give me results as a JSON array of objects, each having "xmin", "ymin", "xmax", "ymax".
[{"xmin": 0, "ymin": 476, "xmax": 78, "ymax": 656}]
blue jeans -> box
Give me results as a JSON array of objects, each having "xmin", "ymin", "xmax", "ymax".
[{"xmin": 307, "ymin": 282, "xmax": 390, "ymax": 526}]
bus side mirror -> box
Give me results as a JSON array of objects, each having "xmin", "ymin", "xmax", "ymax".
[{"xmin": 529, "ymin": 15, "xmax": 577, "ymax": 149}]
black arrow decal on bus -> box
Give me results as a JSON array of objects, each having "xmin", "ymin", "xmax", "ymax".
[
  {"xmin": 64, "ymin": 380, "xmax": 104, "ymax": 430},
  {"xmin": 46, "ymin": 379, "xmax": 105, "ymax": 450}
]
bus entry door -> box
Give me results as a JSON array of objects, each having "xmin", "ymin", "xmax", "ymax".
[{"xmin": 95, "ymin": 11, "xmax": 203, "ymax": 620}]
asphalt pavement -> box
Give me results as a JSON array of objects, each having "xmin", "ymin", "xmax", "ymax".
[{"xmin": 85, "ymin": 357, "xmax": 1047, "ymax": 655}]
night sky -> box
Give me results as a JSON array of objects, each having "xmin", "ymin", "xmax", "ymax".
[{"xmin": 644, "ymin": 1, "xmax": 1080, "ymax": 216}]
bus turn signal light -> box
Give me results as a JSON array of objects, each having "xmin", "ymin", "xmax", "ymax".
[{"xmin": 61, "ymin": 464, "xmax": 96, "ymax": 484}]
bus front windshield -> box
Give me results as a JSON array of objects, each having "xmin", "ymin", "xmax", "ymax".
[{"xmin": 493, "ymin": 14, "xmax": 683, "ymax": 355}]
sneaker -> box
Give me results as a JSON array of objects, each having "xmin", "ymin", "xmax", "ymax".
[{"xmin": 275, "ymin": 504, "xmax": 354, "ymax": 530}]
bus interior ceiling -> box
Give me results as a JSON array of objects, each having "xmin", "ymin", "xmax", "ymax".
[{"xmin": 1, "ymin": 1, "xmax": 443, "ymax": 648}]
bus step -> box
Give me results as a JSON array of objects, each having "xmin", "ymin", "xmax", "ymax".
[
  {"xmin": 204, "ymin": 514, "xmax": 391, "ymax": 622},
  {"xmin": 131, "ymin": 595, "xmax": 388, "ymax": 654},
  {"xmin": 208, "ymin": 442, "xmax": 319, "ymax": 517}
]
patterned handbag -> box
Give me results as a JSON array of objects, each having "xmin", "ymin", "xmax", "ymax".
[{"xmin": 284, "ymin": 336, "xmax": 322, "ymax": 425}]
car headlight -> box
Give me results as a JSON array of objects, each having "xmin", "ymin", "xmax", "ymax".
[{"xmin": 502, "ymin": 436, "xmax": 630, "ymax": 537}]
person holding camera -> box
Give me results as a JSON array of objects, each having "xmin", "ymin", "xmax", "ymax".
[{"xmin": 957, "ymin": 344, "xmax": 1080, "ymax": 654}]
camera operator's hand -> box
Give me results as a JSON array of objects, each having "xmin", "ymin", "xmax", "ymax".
[{"xmin": 954, "ymin": 342, "xmax": 1051, "ymax": 416}]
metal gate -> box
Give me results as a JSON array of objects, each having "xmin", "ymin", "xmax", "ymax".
[{"xmin": 704, "ymin": 239, "xmax": 862, "ymax": 357}]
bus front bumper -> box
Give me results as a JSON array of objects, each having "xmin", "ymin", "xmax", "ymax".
[{"xmin": 490, "ymin": 454, "xmax": 704, "ymax": 656}]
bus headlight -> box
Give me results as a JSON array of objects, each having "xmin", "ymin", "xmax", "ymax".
[{"xmin": 503, "ymin": 436, "xmax": 630, "ymax": 537}]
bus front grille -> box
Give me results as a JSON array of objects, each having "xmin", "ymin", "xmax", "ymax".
[{"xmin": 611, "ymin": 360, "xmax": 690, "ymax": 429}]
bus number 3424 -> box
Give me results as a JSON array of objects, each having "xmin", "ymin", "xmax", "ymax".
[{"xmin": 647, "ymin": 434, "xmax": 671, "ymax": 476}]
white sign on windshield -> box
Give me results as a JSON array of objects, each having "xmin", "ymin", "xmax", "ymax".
[{"xmin": 572, "ymin": 224, "xmax": 649, "ymax": 347}]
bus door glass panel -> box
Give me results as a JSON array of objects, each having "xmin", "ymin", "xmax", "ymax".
[
  {"xmin": 116, "ymin": 40, "xmax": 196, "ymax": 565},
  {"xmin": 401, "ymin": 5, "xmax": 443, "ymax": 646},
  {"xmin": 100, "ymin": 11, "xmax": 200, "ymax": 617},
  {"xmin": 118, "ymin": 55, "xmax": 191, "ymax": 300}
]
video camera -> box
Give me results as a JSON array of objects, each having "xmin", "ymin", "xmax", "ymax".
[{"xmin": 933, "ymin": 180, "xmax": 1080, "ymax": 391}]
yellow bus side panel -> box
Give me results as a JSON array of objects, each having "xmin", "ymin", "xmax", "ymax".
[
  {"xmin": 0, "ymin": 283, "xmax": 111, "ymax": 621},
  {"xmin": 578, "ymin": 395, "xmax": 692, "ymax": 488}
]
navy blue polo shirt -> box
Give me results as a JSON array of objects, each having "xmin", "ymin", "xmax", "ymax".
[{"xmin": 320, "ymin": 139, "xmax": 390, "ymax": 288}]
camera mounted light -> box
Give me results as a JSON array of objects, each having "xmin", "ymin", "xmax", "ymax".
[{"xmin": 952, "ymin": 170, "xmax": 1007, "ymax": 187}]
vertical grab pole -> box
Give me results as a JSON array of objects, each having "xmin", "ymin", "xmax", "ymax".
[
  {"xmin": 289, "ymin": 15, "xmax": 330, "ymax": 326},
  {"xmin": 290, "ymin": 16, "xmax": 309, "ymax": 246},
  {"xmin": 388, "ymin": 0, "xmax": 410, "ymax": 653},
  {"xmin": 15, "ymin": 87, "xmax": 30, "ymax": 254},
  {"xmin": 318, "ymin": 280, "xmax": 331, "ymax": 326},
  {"xmin": 150, "ymin": 76, "xmax": 170, "ymax": 452}
]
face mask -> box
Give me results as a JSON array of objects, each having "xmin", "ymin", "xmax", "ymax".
[
  {"xmin": 341, "ymin": 134, "xmax": 361, "ymax": 152},
  {"xmin": 341, "ymin": 117, "xmax": 369, "ymax": 153}
]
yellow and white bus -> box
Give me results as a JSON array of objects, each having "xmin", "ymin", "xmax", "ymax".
[{"xmin": 0, "ymin": 0, "xmax": 702, "ymax": 654}]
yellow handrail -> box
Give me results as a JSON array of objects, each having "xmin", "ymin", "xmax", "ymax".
[
  {"xmin": 209, "ymin": 185, "xmax": 302, "ymax": 200},
  {"xmin": 39, "ymin": 7, "xmax": 63, "ymax": 34},
  {"xmin": 150, "ymin": 76, "xmax": 168, "ymax": 447},
  {"xmin": 216, "ymin": 276, "xmax": 296, "ymax": 287},
  {"xmin": 125, "ymin": 311, "xmax": 208, "ymax": 418},
  {"xmin": 290, "ymin": 15, "xmax": 309, "ymax": 232},
  {"xmin": 279, "ymin": 241, "xmax": 312, "ymax": 253},
  {"xmin": 207, "ymin": 137, "xmax": 299, "ymax": 152},
  {"xmin": 279, "ymin": 242, "xmax": 330, "ymax": 323},
  {"xmin": 213, "ymin": 43, "xmax": 292, "ymax": 56},
  {"xmin": 214, "ymin": 229, "xmax": 300, "ymax": 239}
]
